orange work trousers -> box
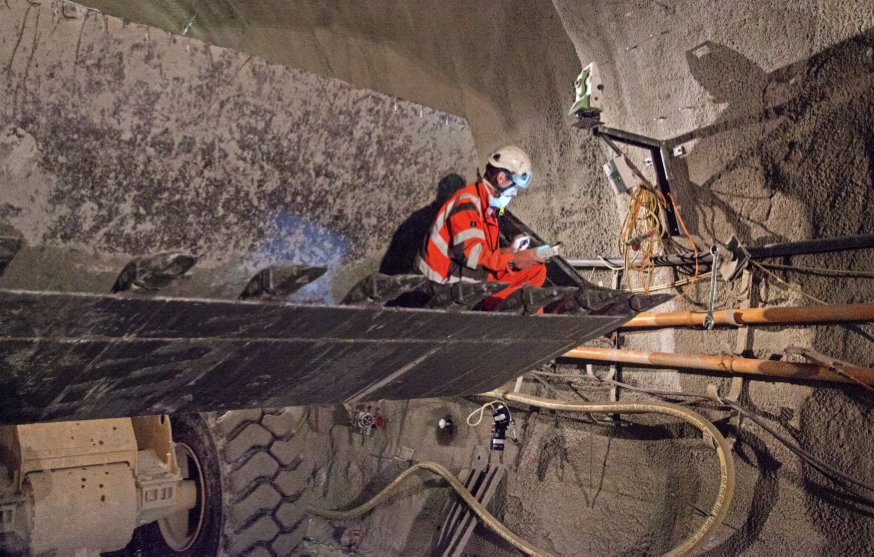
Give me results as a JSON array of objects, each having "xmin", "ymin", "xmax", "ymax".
[{"xmin": 480, "ymin": 263, "xmax": 547, "ymax": 311}]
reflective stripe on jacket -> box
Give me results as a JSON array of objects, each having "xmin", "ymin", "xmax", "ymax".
[{"xmin": 415, "ymin": 182, "xmax": 514, "ymax": 284}]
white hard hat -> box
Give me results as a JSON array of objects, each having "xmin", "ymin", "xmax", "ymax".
[{"xmin": 487, "ymin": 146, "xmax": 532, "ymax": 188}]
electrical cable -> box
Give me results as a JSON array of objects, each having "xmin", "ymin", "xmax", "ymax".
[
  {"xmin": 598, "ymin": 255, "xmax": 625, "ymax": 271},
  {"xmin": 719, "ymin": 399, "xmax": 874, "ymax": 497},
  {"xmin": 531, "ymin": 372, "xmax": 570, "ymax": 399},
  {"xmin": 619, "ymin": 185, "xmax": 665, "ymax": 293},
  {"xmin": 600, "ymin": 139, "xmax": 665, "ymax": 293},
  {"xmin": 751, "ymin": 260, "xmax": 827, "ymax": 305},
  {"xmin": 480, "ymin": 389, "xmax": 736, "ymax": 557},
  {"xmin": 600, "ymin": 150, "xmax": 705, "ymax": 299},
  {"xmin": 627, "ymin": 271, "xmax": 713, "ymax": 293},
  {"xmin": 758, "ymin": 262, "xmax": 874, "ymax": 279},
  {"xmin": 530, "ymin": 371, "xmax": 710, "ymax": 404},
  {"xmin": 308, "ymin": 460, "xmax": 549, "ymax": 556},
  {"xmin": 466, "ymin": 400, "xmax": 501, "ymax": 426}
]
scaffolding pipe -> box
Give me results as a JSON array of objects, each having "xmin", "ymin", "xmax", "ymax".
[
  {"xmin": 565, "ymin": 233, "xmax": 874, "ymax": 268},
  {"xmin": 620, "ymin": 303, "xmax": 874, "ymax": 330},
  {"xmin": 562, "ymin": 346, "xmax": 874, "ymax": 386}
]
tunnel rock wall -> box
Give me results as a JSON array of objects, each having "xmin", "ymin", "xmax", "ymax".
[
  {"xmin": 74, "ymin": 0, "xmax": 620, "ymax": 265},
  {"xmin": 0, "ymin": 0, "xmax": 477, "ymax": 300},
  {"xmin": 554, "ymin": 1, "xmax": 874, "ymax": 555},
  {"xmin": 4, "ymin": 0, "xmax": 874, "ymax": 555}
]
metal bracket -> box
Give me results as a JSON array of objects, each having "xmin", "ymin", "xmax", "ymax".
[
  {"xmin": 704, "ymin": 246, "xmax": 721, "ymax": 330},
  {"xmin": 724, "ymin": 376, "xmax": 745, "ymax": 450},
  {"xmin": 717, "ymin": 235, "xmax": 751, "ymax": 282},
  {"xmin": 785, "ymin": 346, "xmax": 874, "ymax": 393},
  {"xmin": 726, "ymin": 268, "xmax": 754, "ymax": 448},
  {"xmin": 592, "ymin": 126, "xmax": 681, "ymax": 236}
]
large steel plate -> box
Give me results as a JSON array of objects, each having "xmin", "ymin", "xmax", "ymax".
[{"xmin": 0, "ymin": 290, "xmax": 628, "ymax": 424}]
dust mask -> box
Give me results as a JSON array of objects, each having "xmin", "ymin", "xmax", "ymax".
[{"xmin": 489, "ymin": 193, "xmax": 513, "ymax": 209}]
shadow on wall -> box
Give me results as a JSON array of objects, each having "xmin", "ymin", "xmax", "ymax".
[
  {"xmin": 663, "ymin": 32, "xmax": 874, "ymax": 553},
  {"xmin": 378, "ymin": 173, "xmax": 466, "ymax": 275},
  {"xmin": 699, "ymin": 425, "xmax": 782, "ymax": 556},
  {"xmin": 664, "ymin": 31, "xmax": 874, "ymax": 245},
  {"xmin": 800, "ymin": 387, "xmax": 874, "ymax": 555}
]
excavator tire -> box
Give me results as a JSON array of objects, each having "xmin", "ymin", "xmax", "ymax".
[{"xmin": 211, "ymin": 407, "xmax": 313, "ymax": 557}]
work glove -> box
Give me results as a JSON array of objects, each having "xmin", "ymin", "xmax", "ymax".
[{"xmin": 512, "ymin": 248, "xmax": 544, "ymax": 270}]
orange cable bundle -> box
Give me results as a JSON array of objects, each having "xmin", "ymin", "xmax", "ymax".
[{"xmin": 619, "ymin": 185, "xmax": 664, "ymax": 293}]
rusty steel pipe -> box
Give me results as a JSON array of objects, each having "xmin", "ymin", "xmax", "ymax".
[
  {"xmin": 563, "ymin": 346, "xmax": 874, "ymax": 386},
  {"xmin": 620, "ymin": 303, "xmax": 874, "ymax": 330}
]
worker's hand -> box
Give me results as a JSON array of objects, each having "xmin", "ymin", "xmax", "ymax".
[
  {"xmin": 510, "ymin": 234, "xmax": 531, "ymax": 252},
  {"xmin": 512, "ymin": 248, "xmax": 544, "ymax": 270}
]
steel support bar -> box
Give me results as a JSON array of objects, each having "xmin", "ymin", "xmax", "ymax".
[
  {"xmin": 745, "ymin": 234, "xmax": 874, "ymax": 259},
  {"xmin": 566, "ymin": 253, "xmax": 707, "ymax": 268},
  {"xmin": 620, "ymin": 303, "xmax": 874, "ymax": 330},
  {"xmin": 593, "ymin": 126, "xmax": 660, "ymax": 149},
  {"xmin": 562, "ymin": 346, "xmax": 874, "ymax": 386},
  {"xmin": 566, "ymin": 233, "xmax": 874, "ymax": 268},
  {"xmin": 593, "ymin": 126, "xmax": 680, "ymax": 236}
]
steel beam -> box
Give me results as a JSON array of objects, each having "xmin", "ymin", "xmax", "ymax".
[{"xmin": 566, "ymin": 234, "xmax": 874, "ymax": 268}]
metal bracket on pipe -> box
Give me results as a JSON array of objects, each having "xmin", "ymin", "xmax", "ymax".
[
  {"xmin": 717, "ymin": 235, "xmax": 751, "ymax": 282},
  {"xmin": 586, "ymin": 364, "xmax": 619, "ymax": 420},
  {"xmin": 724, "ymin": 377, "xmax": 745, "ymax": 450},
  {"xmin": 704, "ymin": 246, "xmax": 721, "ymax": 330},
  {"xmin": 733, "ymin": 269, "xmax": 755, "ymax": 355},
  {"xmin": 724, "ymin": 269, "xmax": 753, "ymax": 448},
  {"xmin": 785, "ymin": 346, "xmax": 874, "ymax": 393}
]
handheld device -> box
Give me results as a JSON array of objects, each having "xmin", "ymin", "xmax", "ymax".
[{"xmin": 535, "ymin": 242, "xmax": 563, "ymax": 259}]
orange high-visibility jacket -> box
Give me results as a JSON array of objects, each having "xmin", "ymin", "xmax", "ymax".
[{"xmin": 415, "ymin": 181, "xmax": 514, "ymax": 283}]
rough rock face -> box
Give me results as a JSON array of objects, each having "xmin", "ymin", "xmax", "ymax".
[
  {"xmin": 553, "ymin": 3, "xmax": 874, "ymax": 555},
  {"xmin": 5, "ymin": 0, "xmax": 874, "ymax": 555},
  {"xmin": 0, "ymin": 0, "xmax": 477, "ymax": 301}
]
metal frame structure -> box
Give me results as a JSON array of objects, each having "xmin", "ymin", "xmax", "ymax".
[{"xmin": 593, "ymin": 126, "xmax": 681, "ymax": 237}]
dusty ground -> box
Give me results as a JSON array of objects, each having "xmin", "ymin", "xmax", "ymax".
[{"xmin": 2, "ymin": 0, "xmax": 874, "ymax": 555}]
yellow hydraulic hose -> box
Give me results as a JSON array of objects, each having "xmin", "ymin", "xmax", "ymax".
[
  {"xmin": 486, "ymin": 390, "xmax": 736, "ymax": 556},
  {"xmin": 309, "ymin": 391, "xmax": 736, "ymax": 557},
  {"xmin": 308, "ymin": 460, "xmax": 547, "ymax": 556}
]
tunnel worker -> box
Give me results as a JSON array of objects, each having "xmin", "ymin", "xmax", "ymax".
[{"xmin": 415, "ymin": 146, "xmax": 546, "ymax": 310}]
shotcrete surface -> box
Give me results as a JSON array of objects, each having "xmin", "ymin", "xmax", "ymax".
[
  {"xmin": 3, "ymin": 0, "xmax": 874, "ymax": 555},
  {"xmin": 0, "ymin": 0, "xmax": 477, "ymax": 301}
]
